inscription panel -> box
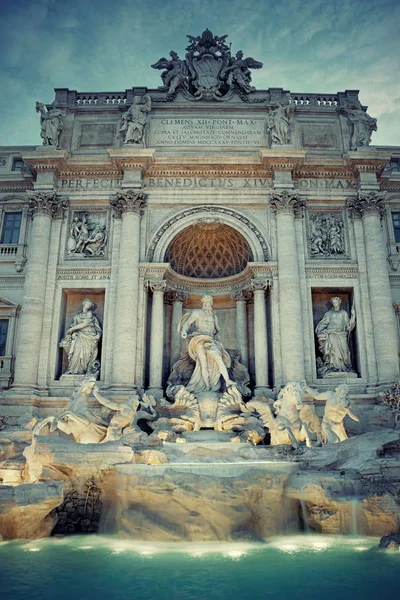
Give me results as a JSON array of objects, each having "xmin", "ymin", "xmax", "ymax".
[{"xmin": 149, "ymin": 117, "xmax": 267, "ymax": 147}]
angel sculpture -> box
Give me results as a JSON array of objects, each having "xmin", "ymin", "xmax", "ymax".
[{"xmin": 223, "ymin": 51, "xmax": 263, "ymax": 93}]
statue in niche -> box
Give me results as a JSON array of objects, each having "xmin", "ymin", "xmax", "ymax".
[
  {"xmin": 60, "ymin": 299, "xmax": 102, "ymax": 375},
  {"xmin": 315, "ymin": 297, "xmax": 356, "ymax": 377},
  {"xmin": 345, "ymin": 105, "xmax": 377, "ymax": 150},
  {"xmin": 67, "ymin": 213, "xmax": 107, "ymax": 257},
  {"xmin": 266, "ymin": 95, "xmax": 294, "ymax": 145},
  {"xmin": 120, "ymin": 94, "xmax": 151, "ymax": 145},
  {"xmin": 35, "ymin": 101, "xmax": 64, "ymax": 146},
  {"xmin": 309, "ymin": 214, "xmax": 345, "ymax": 256},
  {"xmin": 178, "ymin": 295, "xmax": 235, "ymax": 394}
]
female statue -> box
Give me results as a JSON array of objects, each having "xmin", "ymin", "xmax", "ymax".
[
  {"xmin": 315, "ymin": 297, "xmax": 355, "ymax": 375},
  {"xmin": 35, "ymin": 101, "xmax": 64, "ymax": 146},
  {"xmin": 60, "ymin": 299, "xmax": 102, "ymax": 375}
]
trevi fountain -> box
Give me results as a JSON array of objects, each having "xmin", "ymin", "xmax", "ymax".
[{"xmin": 0, "ymin": 28, "xmax": 399, "ymax": 600}]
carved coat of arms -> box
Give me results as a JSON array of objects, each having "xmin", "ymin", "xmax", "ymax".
[{"xmin": 151, "ymin": 29, "xmax": 263, "ymax": 101}]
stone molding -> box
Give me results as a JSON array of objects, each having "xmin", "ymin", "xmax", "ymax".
[
  {"xmin": 110, "ymin": 189, "xmax": 147, "ymax": 217},
  {"xmin": 230, "ymin": 289, "xmax": 253, "ymax": 301},
  {"xmin": 305, "ymin": 265, "xmax": 358, "ymax": 279},
  {"xmin": 270, "ymin": 190, "xmax": 306, "ymax": 215},
  {"xmin": 346, "ymin": 191, "xmax": 386, "ymax": 219},
  {"xmin": 27, "ymin": 190, "xmax": 69, "ymax": 219}
]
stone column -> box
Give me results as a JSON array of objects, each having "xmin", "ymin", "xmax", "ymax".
[
  {"xmin": 148, "ymin": 280, "xmax": 167, "ymax": 397},
  {"xmin": 13, "ymin": 191, "xmax": 68, "ymax": 391},
  {"xmin": 110, "ymin": 189, "xmax": 147, "ymax": 390},
  {"xmin": 170, "ymin": 292, "xmax": 187, "ymax": 370},
  {"xmin": 347, "ymin": 192, "xmax": 399, "ymax": 382},
  {"xmin": 251, "ymin": 279, "xmax": 270, "ymax": 395},
  {"xmin": 271, "ymin": 190, "xmax": 306, "ymax": 382},
  {"xmin": 231, "ymin": 291, "xmax": 249, "ymax": 368}
]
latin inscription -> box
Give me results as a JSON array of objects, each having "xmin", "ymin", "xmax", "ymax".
[
  {"xmin": 149, "ymin": 118, "xmax": 266, "ymax": 147},
  {"xmin": 295, "ymin": 179, "xmax": 356, "ymax": 190},
  {"xmin": 144, "ymin": 177, "xmax": 272, "ymax": 189},
  {"xmin": 59, "ymin": 179, "xmax": 122, "ymax": 190}
]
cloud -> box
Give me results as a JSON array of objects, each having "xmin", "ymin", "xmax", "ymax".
[{"xmin": 0, "ymin": 0, "xmax": 399, "ymax": 146}]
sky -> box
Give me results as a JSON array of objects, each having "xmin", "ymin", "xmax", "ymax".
[{"xmin": 0, "ymin": 0, "xmax": 399, "ymax": 147}]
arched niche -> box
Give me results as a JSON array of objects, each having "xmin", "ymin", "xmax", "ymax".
[{"xmin": 147, "ymin": 205, "xmax": 270, "ymax": 264}]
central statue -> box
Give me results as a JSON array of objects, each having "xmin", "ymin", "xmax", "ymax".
[{"xmin": 178, "ymin": 295, "xmax": 235, "ymax": 393}]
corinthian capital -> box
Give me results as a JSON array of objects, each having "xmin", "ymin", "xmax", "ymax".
[
  {"xmin": 27, "ymin": 191, "xmax": 69, "ymax": 219},
  {"xmin": 270, "ymin": 190, "xmax": 306, "ymax": 216},
  {"xmin": 110, "ymin": 189, "xmax": 147, "ymax": 218},
  {"xmin": 346, "ymin": 191, "xmax": 386, "ymax": 218}
]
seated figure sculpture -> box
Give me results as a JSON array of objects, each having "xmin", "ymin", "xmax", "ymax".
[{"xmin": 178, "ymin": 295, "xmax": 235, "ymax": 394}]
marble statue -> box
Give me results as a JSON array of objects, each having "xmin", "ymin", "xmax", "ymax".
[
  {"xmin": 34, "ymin": 378, "xmax": 157, "ymax": 444},
  {"xmin": 60, "ymin": 299, "xmax": 102, "ymax": 375},
  {"xmin": 315, "ymin": 297, "xmax": 356, "ymax": 376},
  {"xmin": 151, "ymin": 29, "xmax": 263, "ymax": 101},
  {"xmin": 305, "ymin": 384, "xmax": 359, "ymax": 443},
  {"xmin": 224, "ymin": 50, "xmax": 258, "ymax": 94},
  {"xmin": 35, "ymin": 101, "xmax": 64, "ymax": 146},
  {"xmin": 151, "ymin": 51, "xmax": 188, "ymax": 95},
  {"xmin": 178, "ymin": 295, "xmax": 235, "ymax": 393},
  {"xmin": 120, "ymin": 94, "xmax": 151, "ymax": 145},
  {"xmin": 67, "ymin": 213, "xmax": 107, "ymax": 257},
  {"xmin": 249, "ymin": 382, "xmax": 321, "ymax": 448},
  {"xmin": 345, "ymin": 106, "xmax": 377, "ymax": 150},
  {"xmin": 35, "ymin": 376, "xmax": 108, "ymax": 444},
  {"xmin": 93, "ymin": 389, "xmax": 157, "ymax": 442},
  {"xmin": 266, "ymin": 95, "xmax": 294, "ymax": 145}
]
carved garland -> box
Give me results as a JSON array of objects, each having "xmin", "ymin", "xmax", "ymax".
[{"xmin": 147, "ymin": 206, "xmax": 270, "ymax": 262}]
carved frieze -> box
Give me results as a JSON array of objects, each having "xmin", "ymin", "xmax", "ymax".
[
  {"xmin": 110, "ymin": 189, "xmax": 147, "ymax": 217},
  {"xmin": 306, "ymin": 266, "xmax": 358, "ymax": 279},
  {"xmin": 65, "ymin": 209, "xmax": 109, "ymax": 260},
  {"xmin": 307, "ymin": 211, "xmax": 348, "ymax": 259}
]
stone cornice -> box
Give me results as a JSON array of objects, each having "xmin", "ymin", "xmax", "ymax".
[
  {"xmin": 108, "ymin": 148, "xmax": 155, "ymax": 173},
  {"xmin": 110, "ymin": 189, "xmax": 147, "ymax": 217},
  {"xmin": 259, "ymin": 149, "xmax": 307, "ymax": 172},
  {"xmin": 347, "ymin": 151, "xmax": 392, "ymax": 178},
  {"xmin": 22, "ymin": 150, "xmax": 70, "ymax": 175},
  {"xmin": 305, "ymin": 265, "xmax": 358, "ymax": 279},
  {"xmin": 0, "ymin": 181, "xmax": 33, "ymax": 192},
  {"xmin": 27, "ymin": 190, "xmax": 69, "ymax": 218},
  {"xmin": 346, "ymin": 191, "xmax": 386, "ymax": 218}
]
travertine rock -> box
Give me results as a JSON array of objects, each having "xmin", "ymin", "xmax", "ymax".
[{"xmin": 0, "ymin": 481, "xmax": 63, "ymax": 539}]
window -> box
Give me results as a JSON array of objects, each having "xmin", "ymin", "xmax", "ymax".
[
  {"xmin": 11, "ymin": 158, "xmax": 24, "ymax": 171},
  {"xmin": 392, "ymin": 213, "xmax": 400, "ymax": 243},
  {"xmin": 1, "ymin": 212, "xmax": 22, "ymax": 244},
  {"xmin": 0, "ymin": 320, "xmax": 9, "ymax": 355}
]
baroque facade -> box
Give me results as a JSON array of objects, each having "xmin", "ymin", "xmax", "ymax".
[{"xmin": 0, "ymin": 29, "xmax": 400, "ymax": 428}]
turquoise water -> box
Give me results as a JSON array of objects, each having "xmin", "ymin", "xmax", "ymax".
[{"xmin": 1, "ymin": 535, "xmax": 398, "ymax": 600}]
